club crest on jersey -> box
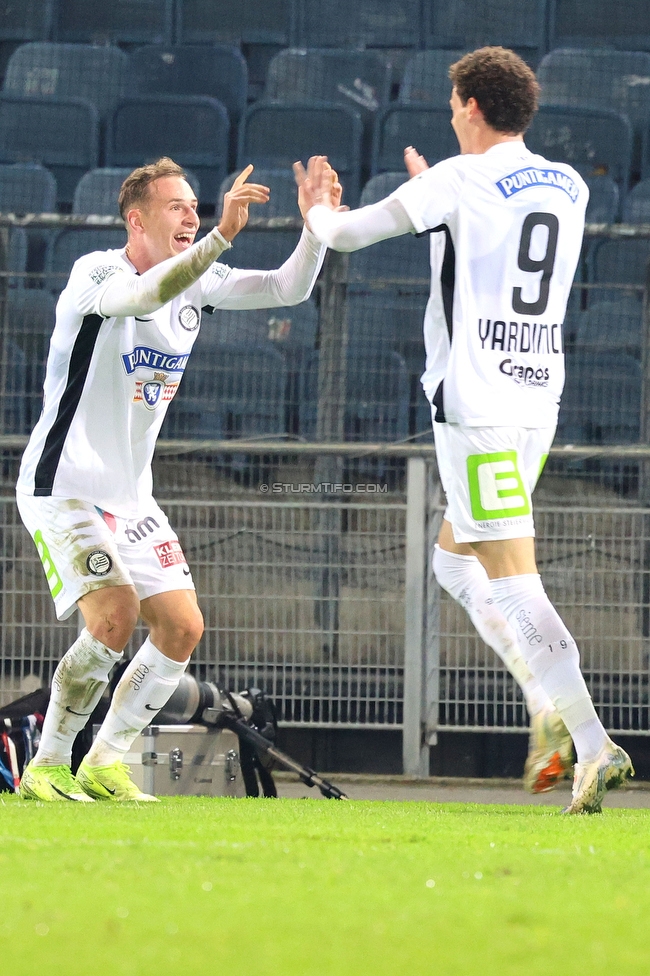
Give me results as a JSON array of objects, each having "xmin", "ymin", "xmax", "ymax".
[
  {"xmin": 122, "ymin": 346, "xmax": 189, "ymax": 375},
  {"xmin": 133, "ymin": 371, "xmax": 179, "ymax": 409},
  {"xmin": 178, "ymin": 304, "xmax": 200, "ymax": 331},
  {"xmin": 496, "ymin": 167, "xmax": 579, "ymax": 202}
]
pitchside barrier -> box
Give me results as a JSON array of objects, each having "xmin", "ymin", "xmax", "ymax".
[{"xmin": 0, "ymin": 215, "xmax": 649, "ymax": 777}]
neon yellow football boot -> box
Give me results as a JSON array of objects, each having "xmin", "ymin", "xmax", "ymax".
[
  {"xmin": 76, "ymin": 759, "xmax": 159, "ymax": 801},
  {"xmin": 19, "ymin": 761, "xmax": 95, "ymax": 802}
]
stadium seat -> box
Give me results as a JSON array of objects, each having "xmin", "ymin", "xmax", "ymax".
[
  {"xmin": 72, "ymin": 168, "xmax": 133, "ymax": 217},
  {"xmin": 526, "ymin": 105, "xmax": 633, "ymax": 192},
  {"xmin": 622, "ymin": 179, "xmax": 650, "ymax": 224},
  {"xmin": 424, "ymin": 0, "xmax": 546, "ymax": 59},
  {"xmin": 176, "ymin": 0, "xmax": 295, "ymax": 45},
  {"xmin": 3, "ymin": 43, "xmax": 131, "ymax": 121},
  {"xmin": 55, "ymin": 0, "xmax": 173, "ymax": 44},
  {"xmin": 0, "ymin": 94, "xmax": 99, "ymax": 205},
  {"xmin": 217, "ymin": 169, "xmax": 301, "ymax": 270},
  {"xmin": 574, "ymin": 295, "xmax": 643, "ymax": 357},
  {"xmin": 399, "ymin": 50, "xmax": 466, "ymax": 106},
  {"xmin": 5, "ymin": 289, "xmax": 56, "ymax": 428},
  {"xmin": 45, "ymin": 227, "xmax": 127, "ymax": 292},
  {"xmin": 106, "ymin": 95, "xmax": 229, "ymax": 208},
  {"xmin": 1, "ymin": 337, "xmax": 27, "ymax": 434},
  {"xmin": 162, "ymin": 341, "xmax": 288, "ymax": 440},
  {"xmin": 557, "ymin": 350, "xmax": 642, "ymax": 444},
  {"xmin": 239, "ymin": 102, "xmax": 363, "ymax": 207},
  {"xmin": 549, "ymin": 0, "xmax": 650, "ymax": 52},
  {"xmin": 264, "ymin": 48, "xmax": 391, "ymax": 121},
  {"xmin": 298, "ymin": 0, "xmax": 421, "ymax": 47},
  {"xmin": 584, "ymin": 175, "xmax": 619, "ymax": 225},
  {"xmin": 538, "ymin": 49, "xmax": 650, "ymax": 178},
  {"xmin": 589, "ymin": 238, "xmax": 650, "ymax": 288},
  {"xmin": 0, "ymin": 163, "xmax": 56, "ymax": 213},
  {"xmin": 130, "ymin": 44, "xmax": 248, "ymax": 127},
  {"xmin": 0, "ymin": 0, "xmax": 54, "ymax": 42},
  {"xmin": 372, "ymin": 106, "xmax": 459, "ymax": 176},
  {"xmin": 300, "ymin": 348, "xmax": 410, "ymax": 443},
  {"xmin": 7, "ymin": 227, "xmax": 28, "ymax": 288}
]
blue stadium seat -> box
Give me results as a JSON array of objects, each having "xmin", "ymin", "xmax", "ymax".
[
  {"xmin": 45, "ymin": 227, "xmax": 127, "ymax": 292},
  {"xmin": 6, "ymin": 289, "xmax": 56, "ymax": 428},
  {"xmin": 217, "ymin": 168, "xmax": 301, "ymax": 270},
  {"xmin": 300, "ymin": 348, "xmax": 410, "ymax": 443},
  {"xmin": 239, "ymin": 102, "xmax": 363, "ymax": 206},
  {"xmin": 399, "ymin": 50, "xmax": 466, "ymax": 106},
  {"xmin": 0, "ymin": 94, "xmax": 99, "ymax": 205},
  {"xmin": 0, "ymin": 163, "xmax": 56, "ymax": 213},
  {"xmin": 176, "ymin": 0, "xmax": 295, "ymax": 45},
  {"xmin": 55, "ymin": 0, "xmax": 173, "ymax": 44},
  {"xmin": 549, "ymin": 0, "xmax": 650, "ymax": 52},
  {"xmin": 298, "ymin": 0, "xmax": 421, "ymax": 47},
  {"xmin": 372, "ymin": 106, "xmax": 459, "ymax": 176},
  {"xmin": 584, "ymin": 176, "xmax": 619, "ymax": 224},
  {"xmin": 538, "ymin": 49, "xmax": 650, "ymax": 178},
  {"xmin": 0, "ymin": 0, "xmax": 53, "ymax": 42},
  {"xmin": 3, "ymin": 43, "xmax": 130, "ymax": 120},
  {"xmin": 589, "ymin": 238, "xmax": 650, "ymax": 287},
  {"xmin": 72, "ymin": 168, "xmax": 133, "ymax": 217},
  {"xmin": 1, "ymin": 338, "xmax": 27, "ymax": 434},
  {"xmin": 7, "ymin": 227, "xmax": 28, "ymax": 288},
  {"xmin": 264, "ymin": 48, "xmax": 391, "ymax": 122},
  {"xmin": 360, "ymin": 172, "xmax": 409, "ymax": 205},
  {"xmin": 622, "ymin": 179, "xmax": 650, "ymax": 224},
  {"xmin": 557, "ymin": 350, "xmax": 642, "ymax": 444},
  {"xmin": 574, "ymin": 295, "xmax": 643, "ymax": 357},
  {"xmin": 130, "ymin": 44, "xmax": 248, "ymax": 127},
  {"xmin": 106, "ymin": 95, "xmax": 230, "ymax": 207},
  {"xmin": 424, "ymin": 0, "xmax": 546, "ymax": 58},
  {"xmin": 162, "ymin": 341, "xmax": 288, "ymax": 440},
  {"xmin": 526, "ymin": 105, "xmax": 633, "ymax": 192}
]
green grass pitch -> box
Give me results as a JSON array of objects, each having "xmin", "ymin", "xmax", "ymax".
[{"xmin": 1, "ymin": 795, "xmax": 649, "ymax": 975}]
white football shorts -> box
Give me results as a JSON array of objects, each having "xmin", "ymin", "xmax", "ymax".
[
  {"xmin": 16, "ymin": 493, "xmax": 195, "ymax": 621},
  {"xmin": 433, "ymin": 420, "xmax": 556, "ymax": 544}
]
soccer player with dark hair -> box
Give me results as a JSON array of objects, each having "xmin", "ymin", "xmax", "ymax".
[
  {"xmin": 17, "ymin": 158, "xmax": 340, "ymax": 802},
  {"xmin": 297, "ymin": 47, "xmax": 633, "ymax": 814}
]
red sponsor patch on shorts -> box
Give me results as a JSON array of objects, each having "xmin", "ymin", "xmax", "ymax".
[{"xmin": 154, "ymin": 540, "xmax": 187, "ymax": 568}]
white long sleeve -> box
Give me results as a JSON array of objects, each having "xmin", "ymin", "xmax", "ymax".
[
  {"xmin": 306, "ymin": 197, "xmax": 415, "ymax": 252},
  {"xmin": 98, "ymin": 227, "xmax": 232, "ymax": 318},
  {"xmin": 203, "ymin": 226, "xmax": 326, "ymax": 310}
]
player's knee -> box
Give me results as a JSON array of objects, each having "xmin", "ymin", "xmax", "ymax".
[
  {"xmin": 162, "ymin": 607, "xmax": 204, "ymax": 656},
  {"xmin": 80, "ymin": 585, "xmax": 140, "ymax": 651}
]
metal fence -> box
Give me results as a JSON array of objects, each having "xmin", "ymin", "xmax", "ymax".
[{"xmin": 2, "ymin": 217, "xmax": 650, "ymax": 778}]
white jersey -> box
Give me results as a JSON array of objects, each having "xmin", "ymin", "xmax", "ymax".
[
  {"xmin": 392, "ymin": 142, "xmax": 588, "ymax": 427},
  {"xmin": 17, "ymin": 235, "xmax": 323, "ymax": 516}
]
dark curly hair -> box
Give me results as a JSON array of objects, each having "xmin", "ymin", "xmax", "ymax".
[{"xmin": 449, "ymin": 47, "xmax": 540, "ymax": 134}]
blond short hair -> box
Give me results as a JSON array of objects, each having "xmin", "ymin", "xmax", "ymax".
[{"xmin": 117, "ymin": 157, "xmax": 188, "ymax": 220}]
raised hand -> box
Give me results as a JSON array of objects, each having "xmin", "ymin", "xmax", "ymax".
[
  {"xmin": 217, "ymin": 164, "xmax": 270, "ymax": 241},
  {"xmin": 404, "ymin": 145, "xmax": 429, "ymax": 177},
  {"xmin": 294, "ymin": 156, "xmax": 347, "ymax": 230}
]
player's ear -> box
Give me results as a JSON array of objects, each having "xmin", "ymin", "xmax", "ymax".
[{"xmin": 126, "ymin": 207, "xmax": 144, "ymax": 235}]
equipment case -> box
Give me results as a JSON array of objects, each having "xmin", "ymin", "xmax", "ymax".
[{"xmin": 116, "ymin": 724, "xmax": 246, "ymax": 798}]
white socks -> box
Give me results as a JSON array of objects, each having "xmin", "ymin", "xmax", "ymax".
[
  {"xmin": 86, "ymin": 637, "xmax": 189, "ymax": 767},
  {"xmin": 490, "ymin": 573, "xmax": 608, "ymax": 763},
  {"xmin": 433, "ymin": 546, "xmax": 553, "ymax": 717},
  {"xmin": 34, "ymin": 629, "xmax": 123, "ymax": 767}
]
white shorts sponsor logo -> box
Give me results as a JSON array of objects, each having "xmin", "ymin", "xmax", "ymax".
[{"xmin": 154, "ymin": 540, "xmax": 187, "ymax": 568}]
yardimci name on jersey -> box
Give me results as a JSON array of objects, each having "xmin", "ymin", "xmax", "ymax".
[{"xmin": 478, "ymin": 318, "xmax": 561, "ymax": 354}]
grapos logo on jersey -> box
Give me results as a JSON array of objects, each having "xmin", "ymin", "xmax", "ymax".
[
  {"xmin": 499, "ymin": 359, "xmax": 550, "ymax": 388},
  {"xmin": 496, "ymin": 167, "xmax": 579, "ymax": 202},
  {"xmin": 122, "ymin": 346, "xmax": 190, "ymax": 376}
]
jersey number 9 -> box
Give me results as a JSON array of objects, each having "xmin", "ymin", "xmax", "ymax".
[{"xmin": 512, "ymin": 212, "xmax": 559, "ymax": 316}]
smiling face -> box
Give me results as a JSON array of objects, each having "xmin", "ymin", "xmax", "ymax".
[{"xmin": 127, "ymin": 175, "xmax": 200, "ymax": 270}]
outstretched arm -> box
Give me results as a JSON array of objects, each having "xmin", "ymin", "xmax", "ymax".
[
  {"xmin": 293, "ymin": 155, "xmax": 414, "ymax": 252},
  {"xmin": 98, "ymin": 166, "xmax": 270, "ymax": 318}
]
